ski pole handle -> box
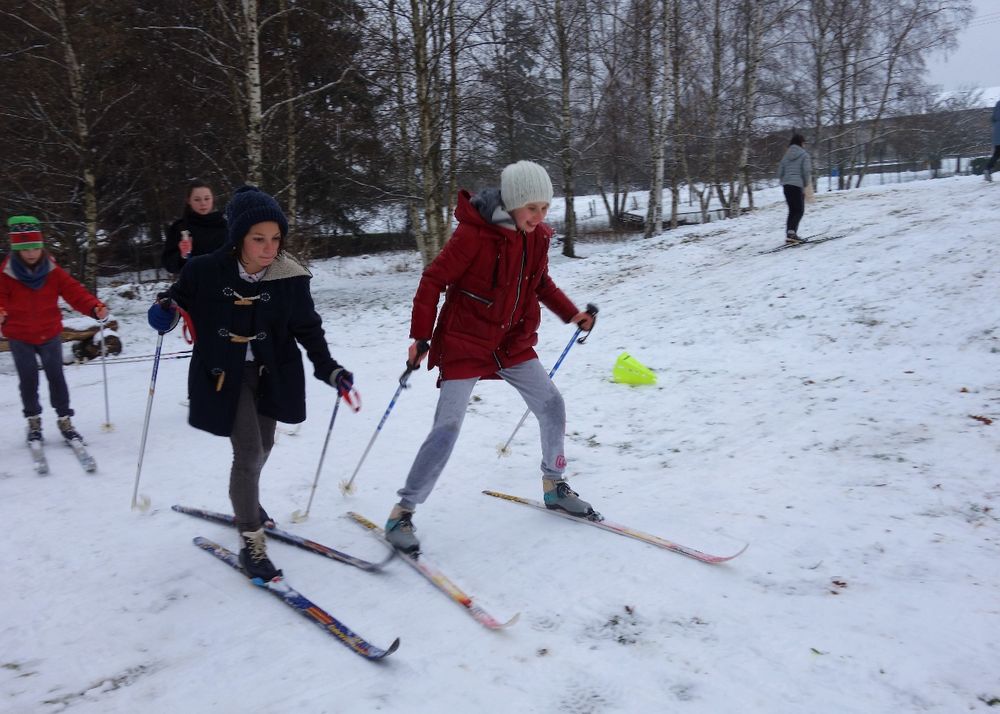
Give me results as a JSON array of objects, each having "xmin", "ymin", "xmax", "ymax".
[
  {"xmin": 576, "ymin": 303, "xmax": 599, "ymax": 344},
  {"xmin": 400, "ymin": 340, "xmax": 430, "ymax": 387}
]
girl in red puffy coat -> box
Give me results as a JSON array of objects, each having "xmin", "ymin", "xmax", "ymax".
[
  {"xmin": 0, "ymin": 216, "xmax": 108, "ymax": 444},
  {"xmin": 383, "ymin": 161, "xmax": 596, "ymax": 554}
]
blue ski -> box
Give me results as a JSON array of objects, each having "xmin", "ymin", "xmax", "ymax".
[
  {"xmin": 193, "ymin": 537, "xmax": 400, "ymax": 660},
  {"xmin": 173, "ymin": 504, "xmax": 394, "ymax": 571}
]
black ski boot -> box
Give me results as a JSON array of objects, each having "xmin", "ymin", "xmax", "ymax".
[
  {"xmin": 238, "ymin": 528, "xmax": 283, "ymax": 583},
  {"xmin": 56, "ymin": 416, "xmax": 83, "ymax": 443}
]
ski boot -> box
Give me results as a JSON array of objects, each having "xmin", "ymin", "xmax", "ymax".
[
  {"xmin": 26, "ymin": 415, "xmax": 43, "ymax": 443},
  {"xmin": 238, "ymin": 528, "xmax": 283, "ymax": 583},
  {"xmin": 56, "ymin": 416, "xmax": 83, "ymax": 443},
  {"xmin": 385, "ymin": 504, "xmax": 420, "ymax": 555},
  {"xmin": 543, "ymin": 479, "xmax": 603, "ymax": 521},
  {"xmin": 986, "ymin": 168, "xmax": 993, "ymax": 183},
  {"xmin": 785, "ymin": 230, "xmax": 804, "ymax": 246}
]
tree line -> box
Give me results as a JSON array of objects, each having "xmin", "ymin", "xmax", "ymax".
[{"xmin": 0, "ymin": 0, "xmax": 976, "ymax": 289}]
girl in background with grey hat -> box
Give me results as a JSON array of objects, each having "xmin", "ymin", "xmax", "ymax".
[
  {"xmin": 0, "ymin": 216, "xmax": 109, "ymax": 453},
  {"xmin": 147, "ymin": 186, "xmax": 357, "ymax": 583},
  {"xmin": 383, "ymin": 160, "xmax": 597, "ymax": 555}
]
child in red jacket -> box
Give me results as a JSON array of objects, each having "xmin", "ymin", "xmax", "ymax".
[
  {"xmin": 384, "ymin": 161, "xmax": 596, "ymax": 554},
  {"xmin": 0, "ymin": 216, "xmax": 108, "ymax": 444}
]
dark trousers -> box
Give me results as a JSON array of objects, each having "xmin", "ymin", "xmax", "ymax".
[
  {"xmin": 8, "ymin": 336, "xmax": 73, "ymax": 419},
  {"xmin": 229, "ymin": 362, "xmax": 276, "ymax": 533},
  {"xmin": 986, "ymin": 145, "xmax": 1000, "ymax": 171},
  {"xmin": 783, "ymin": 184, "xmax": 805, "ymax": 234}
]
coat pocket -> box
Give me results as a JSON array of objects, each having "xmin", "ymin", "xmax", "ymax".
[{"xmin": 458, "ymin": 289, "xmax": 493, "ymax": 307}]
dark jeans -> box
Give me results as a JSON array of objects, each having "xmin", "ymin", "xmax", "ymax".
[
  {"xmin": 783, "ymin": 184, "xmax": 805, "ymax": 234},
  {"xmin": 986, "ymin": 145, "xmax": 1000, "ymax": 171},
  {"xmin": 8, "ymin": 336, "xmax": 73, "ymax": 418},
  {"xmin": 229, "ymin": 362, "xmax": 276, "ymax": 533}
]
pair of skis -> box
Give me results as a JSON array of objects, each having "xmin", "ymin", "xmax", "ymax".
[
  {"xmin": 341, "ymin": 491, "xmax": 746, "ymax": 629},
  {"xmin": 758, "ymin": 232, "xmax": 846, "ymax": 254},
  {"xmin": 29, "ymin": 437, "xmax": 96, "ymax": 475},
  {"xmin": 176, "ymin": 505, "xmax": 400, "ymax": 661},
  {"xmin": 181, "ymin": 492, "xmax": 747, "ymax": 659}
]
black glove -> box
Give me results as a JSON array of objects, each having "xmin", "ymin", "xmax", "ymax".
[{"xmin": 329, "ymin": 367, "xmax": 354, "ymax": 396}]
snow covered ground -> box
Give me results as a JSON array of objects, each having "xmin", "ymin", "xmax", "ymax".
[{"xmin": 1, "ymin": 176, "xmax": 998, "ymax": 713}]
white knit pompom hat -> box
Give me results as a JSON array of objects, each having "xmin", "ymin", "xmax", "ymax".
[{"xmin": 500, "ymin": 160, "xmax": 554, "ymax": 212}]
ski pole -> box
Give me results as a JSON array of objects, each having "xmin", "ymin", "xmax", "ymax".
[
  {"xmin": 291, "ymin": 395, "xmax": 342, "ymax": 523},
  {"xmin": 131, "ymin": 330, "xmax": 165, "ymax": 511},
  {"xmin": 497, "ymin": 303, "xmax": 598, "ymax": 457},
  {"xmin": 340, "ymin": 340, "xmax": 430, "ymax": 495},
  {"xmin": 98, "ymin": 318, "xmax": 113, "ymax": 431}
]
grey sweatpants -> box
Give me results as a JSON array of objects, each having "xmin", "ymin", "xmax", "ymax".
[
  {"xmin": 396, "ymin": 358, "xmax": 566, "ymax": 509},
  {"xmin": 229, "ymin": 362, "xmax": 276, "ymax": 533}
]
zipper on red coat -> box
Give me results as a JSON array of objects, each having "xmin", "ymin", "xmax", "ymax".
[{"xmin": 507, "ymin": 232, "xmax": 527, "ymax": 329}]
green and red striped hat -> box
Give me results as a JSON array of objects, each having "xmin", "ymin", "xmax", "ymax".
[{"xmin": 7, "ymin": 215, "xmax": 44, "ymax": 251}]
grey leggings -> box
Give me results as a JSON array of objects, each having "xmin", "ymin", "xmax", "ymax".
[
  {"xmin": 396, "ymin": 358, "xmax": 566, "ymax": 509},
  {"xmin": 229, "ymin": 362, "xmax": 276, "ymax": 533}
]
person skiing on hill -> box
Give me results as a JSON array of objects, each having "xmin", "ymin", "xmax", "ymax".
[
  {"xmin": 161, "ymin": 180, "xmax": 228, "ymax": 275},
  {"xmin": 382, "ymin": 160, "xmax": 597, "ymax": 555},
  {"xmin": 778, "ymin": 134, "xmax": 812, "ymax": 244},
  {"xmin": 147, "ymin": 186, "xmax": 356, "ymax": 583},
  {"xmin": 985, "ymin": 99, "xmax": 1000, "ymax": 182},
  {"xmin": 0, "ymin": 216, "xmax": 109, "ymax": 445}
]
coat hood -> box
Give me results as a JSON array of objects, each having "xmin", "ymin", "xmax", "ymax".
[
  {"xmin": 456, "ymin": 188, "xmax": 553, "ymax": 239},
  {"xmin": 783, "ymin": 144, "xmax": 807, "ymax": 161}
]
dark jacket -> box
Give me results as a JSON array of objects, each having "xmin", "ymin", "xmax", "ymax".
[
  {"xmin": 168, "ymin": 249, "xmax": 339, "ymax": 437},
  {"xmin": 162, "ymin": 210, "xmax": 228, "ymax": 274},
  {"xmin": 411, "ymin": 188, "xmax": 578, "ymax": 381},
  {"xmin": 992, "ymin": 100, "xmax": 1000, "ymax": 146}
]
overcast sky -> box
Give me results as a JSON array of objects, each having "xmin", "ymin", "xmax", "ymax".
[{"xmin": 923, "ymin": 0, "xmax": 997, "ymax": 94}]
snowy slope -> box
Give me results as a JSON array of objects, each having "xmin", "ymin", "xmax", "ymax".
[{"xmin": 1, "ymin": 176, "xmax": 998, "ymax": 714}]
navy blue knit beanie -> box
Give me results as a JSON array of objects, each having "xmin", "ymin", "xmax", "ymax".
[{"xmin": 225, "ymin": 185, "xmax": 288, "ymax": 247}]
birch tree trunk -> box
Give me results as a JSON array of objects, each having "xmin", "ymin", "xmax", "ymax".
[
  {"xmin": 701, "ymin": 0, "xmax": 722, "ymax": 223},
  {"xmin": 280, "ymin": 0, "xmax": 299, "ymax": 250},
  {"xmin": 642, "ymin": 0, "xmax": 664, "ymax": 238},
  {"xmin": 730, "ymin": 0, "xmax": 764, "ymax": 217},
  {"xmin": 242, "ymin": 0, "xmax": 264, "ymax": 185},
  {"xmin": 554, "ymin": 0, "xmax": 577, "ymax": 258},
  {"xmin": 54, "ymin": 0, "xmax": 99, "ymax": 291},
  {"xmin": 668, "ymin": 0, "xmax": 683, "ymax": 229},
  {"xmin": 446, "ymin": 0, "xmax": 459, "ymax": 226},
  {"xmin": 410, "ymin": 0, "xmax": 445, "ymax": 264}
]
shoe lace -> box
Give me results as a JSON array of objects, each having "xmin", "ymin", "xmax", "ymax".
[
  {"xmin": 555, "ymin": 482, "xmax": 578, "ymax": 498},
  {"xmin": 244, "ymin": 530, "xmax": 268, "ymax": 561},
  {"xmin": 396, "ymin": 512, "xmax": 415, "ymax": 534}
]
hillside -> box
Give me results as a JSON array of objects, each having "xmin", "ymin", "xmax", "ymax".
[{"xmin": 1, "ymin": 176, "xmax": 997, "ymax": 713}]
